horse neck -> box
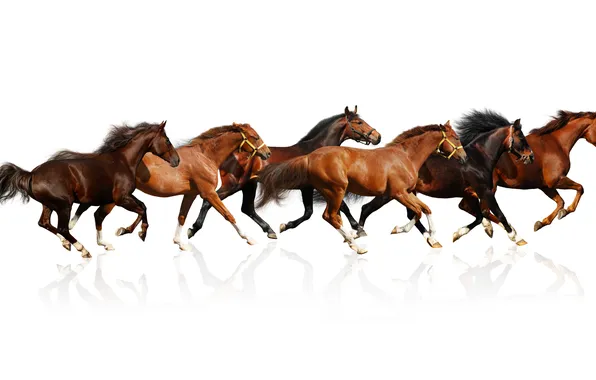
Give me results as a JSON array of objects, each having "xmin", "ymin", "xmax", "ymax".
[
  {"xmin": 296, "ymin": 119, "xmax": 344, "ymax": 151},
  {"xmin": 119, "ymin": 132, "xmax": 157, "ymax": 171},
  {"xmin": 468, "ymin": 128, "xmax": 510, "ymax": 170},
  {"xmin": 551, "ymin": 118, "xmax": 592, "ymax": 153},
  {"xmin": 398, "ymin": 131, "xmax": 445, "ymax": 172},
  {"xmin": 196, "ymin": 134, "xmax": 243, "ymax": 167}
]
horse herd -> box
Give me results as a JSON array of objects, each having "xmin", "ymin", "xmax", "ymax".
[{"xmin": 0, "ymin": 106, "xmax": 594, "ymax": 258}]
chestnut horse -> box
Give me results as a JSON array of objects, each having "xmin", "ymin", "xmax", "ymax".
[
  {"xmin": 186, "ymin": 106, "xmax": 381, "ymax": 240},
  {"xmin": 0, "ymin": 121, "xmax": 180, "ymax": 258},
  {"xmin": 68, "ymin": 123, "xmax": 271, "ymax": 250},
  {"xmin": 477, "ymin": 110, "xmax": 596, "ymax": 233},
  {"xmin": 256, "ymin": 122, "xmax": 466, "ymax": 254},
  {"xmin": 357, "ymin": 110, "xmax": 534, "ymax": 245}
]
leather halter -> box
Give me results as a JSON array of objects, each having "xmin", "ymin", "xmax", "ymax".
[
  {"xmin": 346, "ymin": 117, "xmax": 376, "ymax": 145},
  {"xmin": 239, "ymin": 131, "xmax": 265, "ymax": 158},
  {"xmin": 436, "ymin": 130, "xmax": 463, "ymax": 159}
]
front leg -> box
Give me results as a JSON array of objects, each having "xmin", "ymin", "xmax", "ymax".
[
  {"xmin": 114, "ymin": 194, "xmax": 148, "ymax": 241},
  {"xmin": 240, "ymin": 180, "xmax": 277, "ymax": 239},
  {"xmin": 359, "ymin": 195, "xmax": 391, "ymax": 227},
  {"xmin": 481, "ymin": 191, "xmax": 527, "ymax": 246},
  {"xmin": 555, "ymin": 176, "xmax": 584, "ymax": 220},
  {"xmin": 339, "ymin": 201, "xmax": 367, "ymax": 238},
  {"xmin": 280, "ymin": 187, "xmax": 315, "ymax": 233},
  {"xmin": 202, "ymin": 191, "xmax": 256, "ymax": 245}
]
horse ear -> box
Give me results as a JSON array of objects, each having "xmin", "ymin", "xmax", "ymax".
[
  {"xmin": 354, "ymin": 105, "xmax": 358, "ymax": 114},
  {"xmin": 344, "ymin": 106, "xmax": 350, "ymax": 116},
  {"xmin": 159, "ymin": 120, "xmax": 167, "ymax": 129},
  {"xmin": 444, "ymin": 120, "xmax": 451, "ymax": 127},
  {"xmin": 513, "ymin": 118, "xmax": 521, "ymax": 128}
]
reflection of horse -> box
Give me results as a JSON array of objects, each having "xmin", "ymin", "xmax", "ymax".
[{"xmin": 39, "ymin": 261, "xmax": 90, "ymax": 308}]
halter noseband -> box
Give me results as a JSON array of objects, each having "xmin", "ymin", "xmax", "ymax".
[
  {"xmin": 436, "ymin": 130, "xmax": 463, "ymax": 159},
  {"xmin": 239, "ymin": 131, "xmax": 265, "ymax": 158},
  {"xmin": 347, "ymin": 117, "xmax": 376, "ymax": 145}
]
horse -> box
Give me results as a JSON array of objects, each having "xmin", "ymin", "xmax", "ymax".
[
  {"xmin": 358, "ymin": 110, "xmax": 534, "ymax": 245},
  {"xmin": 256, "ymin": 121, "xmax": 467, "ymax": 254},
  {"xmin": 186, "ymin": 106, "xmax": 381, "ymax": 241},
  {"xmin": 68, "ymin": 122, "xmax": 271, "ymax": 250},
  {"xmin": 0, "ymin": 121, "xmax": 180, "ymax": 258},
  {"xmin": 477, "ymin": 110, "xmax": 596, "ymax": 233}
]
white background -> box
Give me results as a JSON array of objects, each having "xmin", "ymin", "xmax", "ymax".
[{"xmin": 0, "ymin": 1, "xmax": 595, "ymax": 379}]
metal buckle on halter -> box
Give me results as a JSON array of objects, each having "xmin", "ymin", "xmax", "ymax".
[
  {"xmin": 436, "ymin": 130, "xmax": 463, "ymax": 159},
  {"xmin": 239, "ymin": 131, "xmax": 265, "ymax": 158}
]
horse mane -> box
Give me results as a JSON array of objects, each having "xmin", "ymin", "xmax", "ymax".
[
  {"xmin": 180, "ymin": 123, "xmax": 246, "ymax": 147},
  {"xmin": 298, "ymin": 113, "xmax": 352, "ymax": 143},
  {"xmin": 386, "ymin": 124, "xmax": 444, "ymax": 146},
  {"xmin": 48, "ymin": 122, "xmax": 162, "ymax": 161},
  {"xmin": 455, "ymin": 109, "xmax": 511, "ymax": 146},
  {"xmin": 529, "ymin": 110, "xmax": 596, "ymax": 136}
]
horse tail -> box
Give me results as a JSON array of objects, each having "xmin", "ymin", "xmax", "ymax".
[
  {"xmin": 312, "ymin": 190, "xmax": 364, "ymax": 204},
  {"xmin": 0, "ymin": 163, "xmax": 33, "ymax": 204},
  {"xmin": 256, "ymin": 155, "xmax": 310, "ymax": 208}
]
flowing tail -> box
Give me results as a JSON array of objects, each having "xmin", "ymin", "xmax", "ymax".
[
  {"xmin": 0, "ymin": 163, "xmax": 33, "ymax": 204},
  {"xmin": 256, "ymin": 155, "xmax": 310, "ymax": 208}
]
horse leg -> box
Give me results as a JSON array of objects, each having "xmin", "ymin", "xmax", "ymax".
[
  {"xmin": 94, "ymin": 203, "xmax": 116, "ymax": 250},
  {"xmin": 240, "ymin": 181, "xmax": 277, "ymax": 239},
  {"xmin": 534, "ymin": 188, "xmax": 565, "ymax": 231},
  {"xmin": 69, "ymin": 204, "xmax": 91, "ymax": 230},
  {"xmin": 38, "ymin": 205, "xmax": 71, "ymax": 251},
  {"xmin": 202, "ymin": 191, "xmax": 256, "ymax": 245},
  {"xmin": 453, "ymin": 196, "xmax": 485, "ymax": 242},
  {"xmin": 280, "ymin": 187, "xmax": 314, "ymax": 233},
  {"xmin": 187, "ymin": 179, "xmax": 240, "ymax": 239},
  {"xmin": 481, "ymin": 191, "xmax": 527, "ymax": 246},
  {"xmin": 359, "ymin": 195, "xmax": 391, "ymax": 227},
  {"xmin": 339, "ymin": 200, "xmax": 367, "ymax": 239},
  {"xmin": 319, "ymin": 187, "xmax": 367, "ymax": 254},
  {"xmin": 555, "ymin": 176, "xmax": 584, "ymax": 220},
  {"xmin": 114, "ymin": 195, "xmax": 148, "ymax": 241},
  {"xmin": 394, "ymin": 193, "xmax": 442, "ymax": 248},
  {"xmin": 173, "ymin": 194, "xmax": 197, "ymax": 250},
  {"xmin": 56, "ymin": 205, "xmax": 91, "ymax": 258}
]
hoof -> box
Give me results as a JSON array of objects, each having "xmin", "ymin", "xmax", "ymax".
[
  {"xmin": 81, "ymin": 250, "xmax": 92, "ymax": 259},
  {"xmin": 516, "ymin": 239, "xmax": 528, "ymax": 246},
  {"xmin": 279, "ymin": 223, "xmax": 288, "ymax": 233},
  {"xmin": 104, "ymin": 244, "xmax": 115, "ymax": 251},
  {"xmin": 350, "ymin": 244, "xmax": 367, "ymax": 254},
  {"xmin": 138, "ymin": 231, "xmax": 146, "ymax": 242},
  {"xmin": 267, "ymin": 232, "xmax": 278, "ymax": 239},
  {"xmin": 557, "ymin": 209, "xmax": 569, "ymax": 220},
  {"xmin": 62, "ymin": 241, "xmax": 72, "ymax": 251},
  {"xmin": 116, "ymin": 227, "xmax": 127, "ymax": 236},
  {"xmin": 246, "ymin": 237, "xmax": 257, "ymax": 245},
  {"xmin": 484, "ymin": 227, "xmax": 493, "ymax": 238},
  {"xmin": 187, "ymin": 228, "xmax": 196, "ymax": 239},
  {"xmin": 452, "ymin": 232, "xmax": 461, "ymax": 243},
  {"xmin": 391, "ymin": 226, "xmax": 403, "ymax": 234},
  {"xmin": 355, "ymin": 229, "xmax": 368, "ymax": 239},
  {"xmin": 431, "ymin": 242, "xmax": 443, "ymax": 249},
  {"xmin": 534, "ymin": 221, "xmax": 545, "ymax": 232}
]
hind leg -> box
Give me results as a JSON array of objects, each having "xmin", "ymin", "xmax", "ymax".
[
  {"xmin": 555, "ymin": 177, "xmax": 584, "ymax": 220},
  {"xmin": 534, "ymin": 188, "xmax": 565, "ymax": 231},
  {"xmin": 452, "ymin": 196, "xmax": 485, "ymax": 242},
  {"xmin": 319, "ymin": 187, "xmax": 366, "ymax": 254},
  {"xmin": 393, "ymin": 193, "xmax": 442, "ymax": 248},
  {"xmin": 359, "ymin": 195, "xmax": 391, "ymax": 227},
  {"xmin": 94, "ymin": 203, "xmax": 116, "ymax": 250},
  {"xmin": 280, "ymin": 187, "xmax": 314, "ymax": 233},
  {"xmin": 339, "ymin": 200, "xmax": 367, "ymax": 238},
  {"xmin": 202, "ymin": 190, "xmax": 256, "ymax": 245},
  {"xmin": 69, "ymin": 204, "xmax": 91, "ymax": 230},
  {"xmin": 56, "ymin": 205, "xmax": 91, "ymax": 258},
  {"xmin": 240, "ymin": 181, "xmax": 277, "ymax": 239},
  {"xmin": 38, "ymin": 205, "xmax": 71, "ymax": 251},
  {"xmin": 481, "ymin": 191, "xmax": 526, "ymax": 246},
  {"xmin": 114, "ymin": 195, "xmax": 148, "ymax": 241}
]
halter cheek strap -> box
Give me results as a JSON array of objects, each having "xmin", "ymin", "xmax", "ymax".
[
  {"xmin": 239, "ymin": 131, "xmax": 265, "ymax": 158},
  {"xmin": 436, "ymin": 130, "xmax": 463, "ymax": 159},
  {"xmin": 347, "ymin": 117, "xmax": 376, "ymax": 145}
]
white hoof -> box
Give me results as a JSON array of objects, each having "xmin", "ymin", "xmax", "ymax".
[
  {"xmin": 452, "ymin": 227, "xmax": 470, "ymax": 242},
  {"xmin": 116, "ymin": 227, "xmax": 126, "ymax": 236},
  {"xmin": 104, "ymin": 244, "xmax": 115, "ymax": 251},
  {"xmin": 349, "ymin": 243, "xmax": 367, "ymax": 255},
  {"xmin": 279, "ymin": 223, "xmax": 287, "ymax": 233},
  {"xmin": 391, "ymin": 226, "xmax": 404, "ymax": 234},
  {"xmin": 246, "ymin": 237, "xmax": 257, "ymax": 245}
]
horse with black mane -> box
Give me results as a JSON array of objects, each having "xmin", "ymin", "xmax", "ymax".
[
  {"xmin": 357, "ymin": 109, "xmax": 534, "ymax": 245},
  {"xmin": 186, "ymin": 106, "xmax": 381, "ymax": 240},
  {"xmin": 0, "ymin": 121, "xmax": 179, "ymax": 257}
]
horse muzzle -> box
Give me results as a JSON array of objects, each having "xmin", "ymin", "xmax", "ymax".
[
  {"xmin": 521, "ymin": 153, "xmax": 534, "ymax": 165},
  {"xmin": 170, "ymin": 155, "xmax": 181, "ymax": 168}
]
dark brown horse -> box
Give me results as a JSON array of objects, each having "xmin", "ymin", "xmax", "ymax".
[
  {"xmin": 186, "ymin": 106, "xmax": 381, "ymax": 240},
  {"xmin": 0, "ymin": 121, "xmax": 179, "ymax": 257},
  {"xmin": 67, "ymin": 123, "xmax": 271, "ymax": 250},
  {"xmin": 358, "ymin": 110, "xmax": 534, "ymax": 245},
  {"xmin": 256, "ymin": 122, "xmax": 466, "ymax": 253},
  {"xmin": 477, "ymin": 110, "xmax": 596, "ymax": 233}
]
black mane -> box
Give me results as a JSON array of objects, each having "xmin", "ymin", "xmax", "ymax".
[
  {"xmin": 456, "ymin": 109, "xmax": 512, "ymax": 146},
  {"xmin": 298, "ymin": 113, "xmax": 351, "ymax": 142},
  {"xmin": 49, "ymin": 122, "xmax": 161, "ymax": 161}
]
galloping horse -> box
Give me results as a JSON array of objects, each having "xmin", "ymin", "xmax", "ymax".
[
  {"xmin": 68, "ymin": 123, "xmax": 271, "ymax": 250},
  {"xmin": 256, "ymin": 122, "xmax": 467, "ymax": 254},
  {"xmin": 478, "ymin": 110, "xmax": 596, "ymax": 233},
  {"xmin": 357, "ymin": 110, "xmax": 534, "ymax": 245},
  {"xmin": 186, "ymin": 106, "xmax": 381, "ymax": 240},
  {"xmin": 0, "ymin": 121, "xmax": 180, "ymax": 257}
]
